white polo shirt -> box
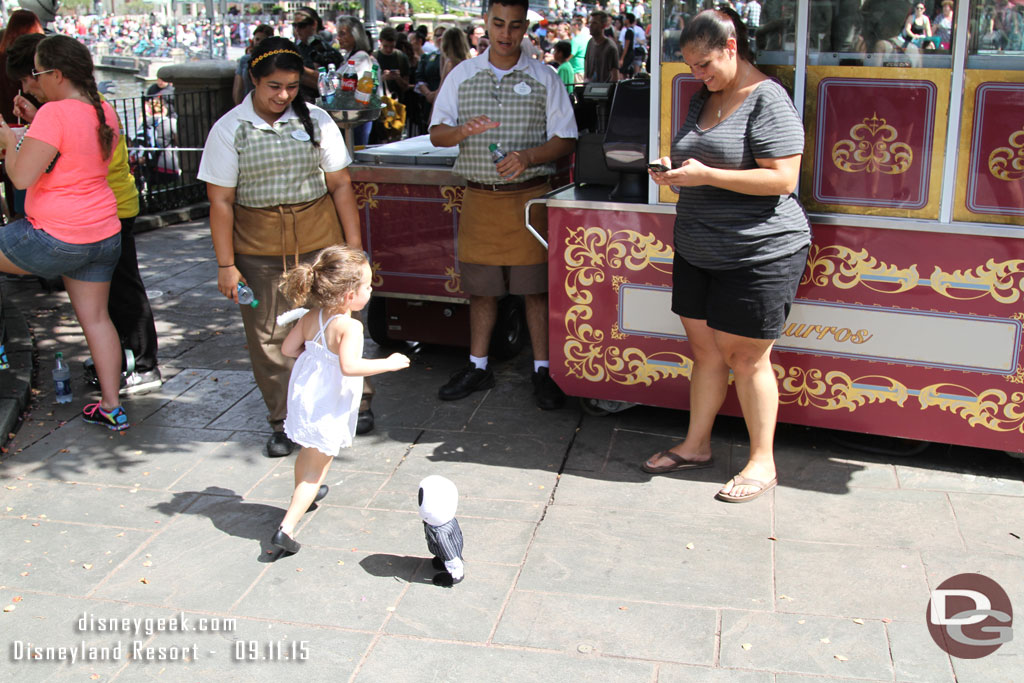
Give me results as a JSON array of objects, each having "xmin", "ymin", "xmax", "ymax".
[{"xmin": 198, "ymin": 94, "xmax": 350, "ymax": 208}]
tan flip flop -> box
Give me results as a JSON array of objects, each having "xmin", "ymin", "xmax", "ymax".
[
  {"xmin": 641, "ymin": 451, "xmax": 714, "ymax": 474},
  {"xmin": 715, "ymin": 475, "xmax": 777, "ymax": 503}
]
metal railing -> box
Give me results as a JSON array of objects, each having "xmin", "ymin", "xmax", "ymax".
[{"xmin": 107, "ymin": 89, "xmax": 217, "ymax": 215}]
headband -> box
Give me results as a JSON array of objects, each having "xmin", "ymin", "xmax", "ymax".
[{"xmin": 251, "ymin": 49, "xmax": 301, "ymax": 67}]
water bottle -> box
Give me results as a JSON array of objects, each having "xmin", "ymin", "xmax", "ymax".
[
  {"xmin": 489, "ymin": 142, "xmax": 507, "ymax": 164},
  {"xmin": 237, "ymin": 282, "xmax": 259, "ymax": 309},
  {"xmin": 327, "ymin": 63, "xmax": 342, "ymax": 94},
  {"xmin": 53, "ymin": 352, "xmax": 72, "ymax": 404},
  {"xmin": 316, "ymin": 67, "xmax": 331, "ymax": 101}
]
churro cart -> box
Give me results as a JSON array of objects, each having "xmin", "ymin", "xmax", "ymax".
[{"xmin": 541, "ymin": 0, "xmax": 1024, "ymax": 453}]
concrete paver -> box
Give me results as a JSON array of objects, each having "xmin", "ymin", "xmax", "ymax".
[{"xmin": 1, "ymin": 219, "xmax": 1023, "ymax": 682}]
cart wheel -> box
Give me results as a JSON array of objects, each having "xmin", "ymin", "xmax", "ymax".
[
  {"xmin": 489, "ymin": 295, "xmax": 527, "ymax": 361},
  {"xmin": 579, "ymin": 398, "xmax": 638, "ymax": 416},
  {"xmin": 366, "ymin": 297, "xmax": 391, "ymax": 347},
  {"xmin": 580, "ymin": 397, "xmax": 611, "ymax": 416}
]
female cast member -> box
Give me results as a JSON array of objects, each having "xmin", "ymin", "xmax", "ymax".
[{"xmin": 198, "ymin": 37, "xmax": 367, "ymax": 458}]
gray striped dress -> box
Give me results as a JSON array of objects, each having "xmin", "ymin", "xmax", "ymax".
[{"xmin": 670, "ymin": 79, "xmax": 810, "ymax": 270}]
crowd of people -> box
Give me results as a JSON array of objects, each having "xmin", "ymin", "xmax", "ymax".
[{"xmin": 225, "ymin": 3, "xmax": 658, "ymax": 143}]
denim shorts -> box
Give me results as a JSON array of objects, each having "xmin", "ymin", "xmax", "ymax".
[{"xmin": 0, "ymin": 219, "xmax": 121, "ymax": 282}]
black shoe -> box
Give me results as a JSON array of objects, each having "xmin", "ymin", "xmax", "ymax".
[
  {"xmin": 431, "ymin": 556, "xmax": 446, "ymax": 571},
  {"xmin": 271, "ymin": 527, "xmax": 300, "ymax": 554},
  {"xmin": 307, "ymin": 485, "xmax": 329, "ymax": 512},
  {"xmin": 356, "ymin": 409, "xmax": 374, "ymax": 435},
  {"xmin": 532, "ymin": 367, "xmax": 566, "ymax": 410},
  {"xmin": 266, "ymin": 432, "xmax": 296, "ymax": 458},
  {"xmin": 438, "ymin": 364, "xmax": 495, "ymax": 401}
]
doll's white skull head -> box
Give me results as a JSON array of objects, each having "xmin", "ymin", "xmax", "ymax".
[{"xmin": 418, "ymin": 475, "xmax": 458, "ymax": 527}]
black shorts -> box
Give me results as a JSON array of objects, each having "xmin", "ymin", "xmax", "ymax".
[{"xmin": 671, "ymin": 246, "xmax": 810, "ymax": 340}]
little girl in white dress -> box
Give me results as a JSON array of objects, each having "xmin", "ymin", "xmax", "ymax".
[{"xmin": 272, "ymin": 246, "xmax": 410, "ymax": 554}]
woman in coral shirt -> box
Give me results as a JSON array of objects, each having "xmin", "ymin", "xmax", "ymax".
[{"xmin": 0, "ymin": 35, "xmax": 128, "ymax": 431}]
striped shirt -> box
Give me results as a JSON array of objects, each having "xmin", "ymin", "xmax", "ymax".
[
  {"xmin": 670, "ymin": 79, "xmax": 809, "ymax": 269},
  {"xmin": 423, "ymin": 518, "xmax": 464, "ymax": 562}
]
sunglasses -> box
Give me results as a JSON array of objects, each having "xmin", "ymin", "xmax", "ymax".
[
  {"xmin": 31, "ymin": 68, "xmax": 56, "ymax": 78},
  {"xmin": 292, "ymin": 20, "xmax": 313, "ymax": 28}
]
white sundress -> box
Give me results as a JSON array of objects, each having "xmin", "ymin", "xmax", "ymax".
[{"xmin": 283, "ymin": 310, "xmax": 362, "ymax": 455}]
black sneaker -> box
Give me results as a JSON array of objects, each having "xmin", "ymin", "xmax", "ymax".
[
  {"xmin": 438, "ymin": 363, "xmax": 495, "ymax": 401},
  {"xmin": 532, "ymin": 367, "xmax": 566, "ymax": 410}
]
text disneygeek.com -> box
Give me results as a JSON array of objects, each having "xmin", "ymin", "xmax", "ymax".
[{"xmin": 8, "ymin": 612, "xmax": 310, "ymax": 664}]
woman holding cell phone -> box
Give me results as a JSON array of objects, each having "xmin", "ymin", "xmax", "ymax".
[{"xmin": 644, "ymin": 9, "xmax": 810, "ymax": 504}]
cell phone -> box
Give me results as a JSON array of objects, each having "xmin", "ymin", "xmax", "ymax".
[{"xmin": 648, "ymin": 162, "xmax": 670, "ymax": 172}]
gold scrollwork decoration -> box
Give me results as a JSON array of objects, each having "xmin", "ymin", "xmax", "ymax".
[
  {"xmin": 441, "ymin": 186, "xmax": 464, "ymax": 214},
  {"xmin": 832, "ymin": 112, "xmax": 913, "ymax": 175},
  {"xmin": 988, "ymin": 128, "xmax": 1024, "ymax": 182},
  {"xmin": 611, "ymin": 275, "xmax": 628, "ymax": 293},
  {"xmin": 371, "ymin": 261, "xmax": 383, "ymax": 287},
  {"xmin": 560, "ymin": 225, "xmax": 1024, "ymax": 434},
  {"xmin": 353, "ymin": 182, "xmax": 379, "ymax": 209},
  {"xmin": 918, "ymin": 384, "xmax": 1024, "ymax": 433},
  {"xmin": 802, "ymin": 244, "xmax": 920, "ymax": 293},
  {"xmin": 777, "ymin": 367, "xmax": 910, "ymax": 411},
  {"xmin": 929, "ymin": 259, "xmax": 1024, "ymax": 303},
  {"xmin": 444, "ymin": 266, "xmax": 462, "ymax": 293}
]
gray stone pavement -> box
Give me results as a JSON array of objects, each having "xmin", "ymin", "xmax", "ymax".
[{"xmin": 1, "ymin": 219, "xmax": 1022, "ymax": 682}]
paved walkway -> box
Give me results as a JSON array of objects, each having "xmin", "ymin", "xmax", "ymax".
[{"xmin": 0, "ymin": 219, "xmax": 1022, "ymax": 682}]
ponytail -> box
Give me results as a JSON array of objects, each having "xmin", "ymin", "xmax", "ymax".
[
  {"xmin": 86, "ymin": 77, "xmax": 115, "ymax": 160},
  {"xmin": 289, "ymin": 94, "xmax": 320, "ymax": 149},
  {"xmin": 35, "ymin": 34, "xmax": 115, "ymax": 159},
  {"xmin": 280, "ymin": 262, "xmax": 317, "ymax": 307},
  {"xmin": 279, "ymin": 246, "xmax": 367, "ymax": 310}
]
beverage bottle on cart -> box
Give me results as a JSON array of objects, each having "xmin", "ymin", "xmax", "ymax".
[
  {"xmin": 326, "ymin": 63, "xmax": 340, "ymax": 95},
  {"xmin": 371, "ymin": 63, "xmax": 381, "ymax": 91},
  {"xmin": 53, "ymin": 352, "xmax": 72, "ymax": 404},
  {"xmin": 236, "ymin": 282, "xmax": 259, "ymax": 308},
  {"xmin": 316, "ymin": 67, "xmax": 331, "ymax": 102},
  {"xmin": 341, "ymin": 59, "xmax": 358, "ymax": 93},
  {"xmin": 355, "ymin": 70, "xmax": 374, "ymax": 106},
  {"xmin": 489, "ymin": 143, "xmax": 507, "ymax": 164}
]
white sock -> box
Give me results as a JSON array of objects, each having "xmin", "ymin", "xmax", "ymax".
[
  {"xmin": 534, "ymin": 360, "xmax": 550, "ymax": 372},
  {"xmin": 470, "ymin": 355, "xmax": 488, "ymax": 371}
]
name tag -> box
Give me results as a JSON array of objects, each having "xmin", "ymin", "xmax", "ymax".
[
  {"xmin": 513, "ymin": 82, "xmax": 531, "ymax": 96},
  {"xmin": 291, "ymin": 129, "xmax": 311, "ymax": 142}
]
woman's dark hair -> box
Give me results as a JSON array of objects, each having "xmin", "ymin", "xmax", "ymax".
[
  {"xmin": 5, "ymin": 32, "xmax": 46, "ymax": 81},
  {"xmin": 0, "ymin": 9, "xmax": 43, "ymax": 55},
  {"xmin": 248, "ymin": 37, "xmax": 318, "ymax": 148},
  {"xmin": 680, "ymin": 8, "xmax": 753, "ymax": 63},
  {"xmin": 254, "ymin": 23, "xmax": 274, "ymax": 38},
  {"xmin": 36, "ymin": 35, "xmax": 115, "ymax": 160},
  {"xmin": 294, "ymin": 6, "xmax": 324, "ymax": 31}
]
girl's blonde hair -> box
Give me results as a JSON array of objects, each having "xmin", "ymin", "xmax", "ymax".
[{"xmin": 279, "ymin": 246, "xmax": 368, "ymax": 310}]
